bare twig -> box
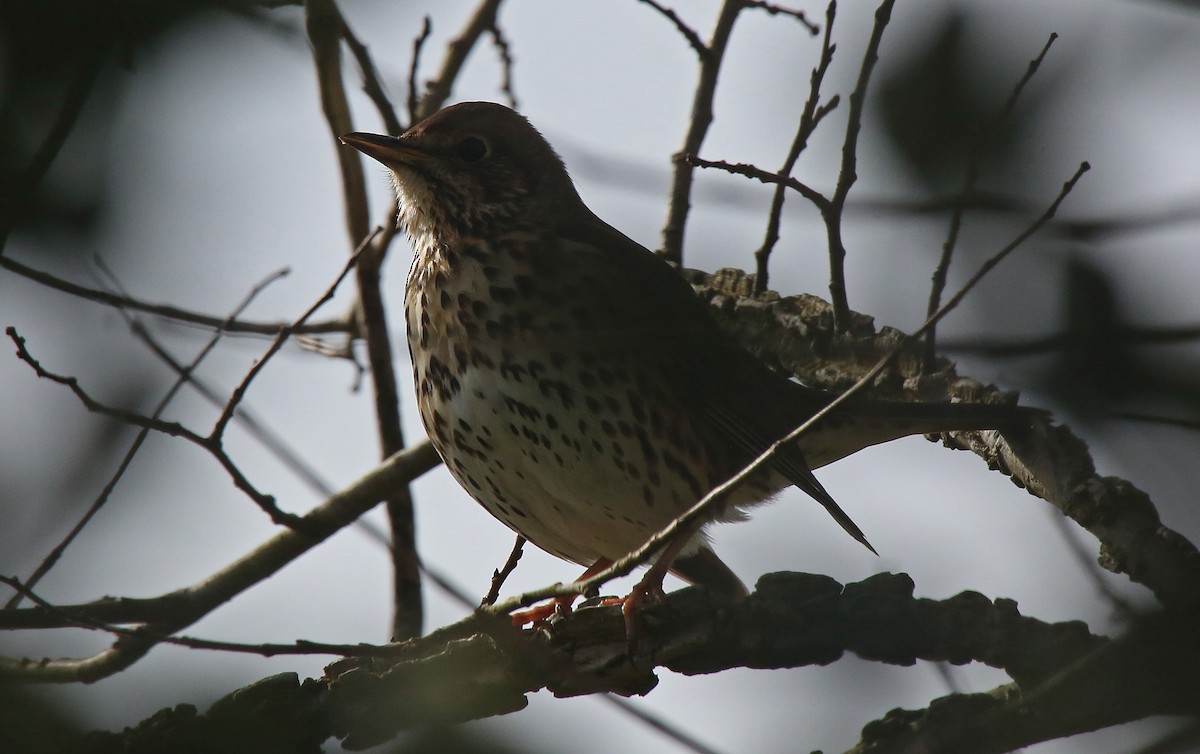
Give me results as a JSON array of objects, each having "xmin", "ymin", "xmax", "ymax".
[
  {"xmin": 481, "ymin": 536, "xmax": 526, "ymax": 607},
  {"xmin": 0, "ymin": 254, "xmax": 349, "ymax": 335},
  {"xmin": 3, "ymin": 268, "xmax": 289, "ymax": 609},
  {"xmin": 407, "ymin": 16, "xmax": 433, "ymax": 124},
  {"xmin": 937, "ymin": 163, "xmax": 1087, "ymax": 316},
  {"xmin": 8, "ymin": 325, "xmax": 291, "ymax": 520},
  {"xmin": 823, "ymin": 0, "xmax": 895, "ymax": 330},
  {"xmin": 690, "ymin": 156, "xmax": 829, "ymax": 206},
  {"xmin": 601, "ymin": 695, "xmax": 729, "ymax": 754},
  {"xmin": 744, "ymin": 0, "xmax": 819, "ymax": 35},
  {"xmin": 7, "ymin": 250, "xmax": 365, "ymax": 533},
  {"xmin": 338, "ymin": 9, "xmax": 404, "ymax": 136},
  {"xmin": 0, "ymin": 441, "xmax": 442, "ymax": 682},
  {"xmin": 638, "ymin": 0, "xmax": 708, "ymax": 57},
  {"xmin": 126, "ymin": 320, "xmax": 339, "ymax": 497},
  {"xmin": 1, "ymin": 575, "xmax": 412, "ymax": 658},
  {"xmin": 753, "ymin": 0, "xmax": 838, "ymax": 293},
  {"xmin": 417, "ymin": 0, "xmax": 506, "ymax": 119},
  {"xmin": 211, "ymin": 240, "xmax": 371, "ymax": 442},
  {"xmin": 660, "ymin": 0, "xmax": 749, "ymax": 264},
  {"xmin": 7, "ymin": 329, "xmax": 198, "ymax": 440},
  {"xmin": 924, "ymin": 32, "xmax": 1058, "ymax": 367},
  {"xmin": 488, "ymin": 21, "xmax": 519, "ymax": 110}
]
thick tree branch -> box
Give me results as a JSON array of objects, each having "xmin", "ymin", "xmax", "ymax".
[
  {"xmin": 685, "ymin": 267, "xmax": 1200, "ymax": 611},
  {"xmin": 75, "ymin": 572, "xmax": 1111, "ymax": 752},
  {"xmin": 847, "ymin": 609, "xmax": 1200, "ymax": 754}
]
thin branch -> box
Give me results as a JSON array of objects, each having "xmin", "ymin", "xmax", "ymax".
[
  {"xmin": 8, "ymin": 324, "xmax": 287, "ymax": 519},
  {"xmin": 4, "ymin": 267, "xmax": 288, "ymax": 609},
  {"xmin": 338, "ymin": 9, "xmax": 404, "ymax": 136},
  {"xmin": 8, "ymin": 250, "xmax": 366, "ymax": 530},
  {"xmin": 481, "ymin": 536, "xmax": 526, "ymax": 607},
  {"xmin": 744, "ymin": 0, "xmax": 819, "ymax": 35},
  {"xmin": 0, "ymin": 577, "xmax": 410, "ymax": 658},
  {"xmin": 206, "ymin": 248, "xmax": 365, "ymax": 522},
  {"xmin": 407, "ymin": 16, "xmax": 433, "ymax": 124},
  {"xmin": 487, "ymin": 20, "xmax": 519, "ymax": 110},
  {"xmin": 6, "ymin": 328, "xmax": 207, "ymax": 444},
  {"xmin": 753, "ymin": 0, "xmax": 838, "ymax": 293},
  {"xmin": 307, "ymin": 0, "xmax": 372, "ymax": 247},
  {"xmin": 690, "ymin": 156, "xmax": 830, "ymax": 207},
  {"xmin": 417, "ymin": 0, "xmax": 506, "ymax": 119},
  {"xmin": 0, "ymin": 254, "xmax": 349, "ymax": 335},
  {"xmin": 822, "ymin": 0, "xmax": 895, "ymax": 330},
  {"xmin": 0, "ymin": 441, "xmax": 442, "ymax": 682},
  {"xmin": 211, "ymin": 238, "xmax": 371, "ymax": 441},
  {"xmin": 638, "ymin": 0, "xmax": 709, "ymax": 57},
  {"xmin": 660, "ymin": 0, "xmax": 746, "ymax": 264},
  {"xmin": 936, "ymin": 163, "xmax": 1087, "ymax": 317},
  {"xmin": 600, "ymin": 695, "xmax": 729, "ymax": 754},
  {"xmin": 924, "ymin": 32, "xmax": 1058, "ymax": 367},
  {"xmin": 125, "ymin": 319, "xmax": 338, "ymax": 497}
]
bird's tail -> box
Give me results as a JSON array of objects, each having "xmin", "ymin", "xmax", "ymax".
[{"xmin": 797, "ymin": 397, "xmax": 1046, "ymax": 471}]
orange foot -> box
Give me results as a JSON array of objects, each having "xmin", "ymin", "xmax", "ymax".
[
  {"xmin": 510, "ymin": 594, "xmax": 579, "ymax": 626},
  {"xmin": 621, "ymin": 579, "xmax": 668, "ymax": 647},
  {"xmin": 509, "ymin": 558, "xmax": 616, "ymax": 626}
]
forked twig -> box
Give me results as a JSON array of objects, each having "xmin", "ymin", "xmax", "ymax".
[
  {"xmin": 3, "ymin": 267, "xmax": 289, "ymax": 608},
  {"xmin": 823, "ymin": 0, "xmax": 896, "ymax": 330},
  {"xmin": 753, "ymin": 0, "xmax": 838, "ymax": 293}
]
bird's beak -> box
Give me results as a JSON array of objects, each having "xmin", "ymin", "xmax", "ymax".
[{"xmin": 339, "ymin": 132, "xmax": 433, "ymax": 168}]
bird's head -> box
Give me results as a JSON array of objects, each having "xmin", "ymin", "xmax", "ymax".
[{"xmin": 341, "ymin": 101, "xmax": 580, "ymax": 242}]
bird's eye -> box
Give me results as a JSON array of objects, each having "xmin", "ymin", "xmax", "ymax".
[{"xmin": 457, "ymin": 136, "xmax": 489, "ymax": 163}]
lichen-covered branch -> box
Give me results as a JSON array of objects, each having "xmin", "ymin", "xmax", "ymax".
[
  {"xmin": 76, "ymin": 572, "xmax": 1108, "ymax": 752},
  {"xmin": 687, "ymin": 268, "xmax": 1200, "ymax": 609}
]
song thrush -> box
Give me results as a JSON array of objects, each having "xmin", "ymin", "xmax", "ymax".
[{"xmin": 341, "ymin": 102, "xmax": 1041, "ymax": 622}]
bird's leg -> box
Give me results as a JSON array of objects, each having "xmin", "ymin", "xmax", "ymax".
[
  {"xmin": 621, "ymin": 524, "xmax": 701, "ymax": 641},
  {"xmin": 510, "ymin": 558, "xmax": 613, "ymax": 626}
]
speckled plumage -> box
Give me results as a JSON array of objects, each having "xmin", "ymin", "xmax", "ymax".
[{"xmin": 341, "ymin": 102, "xmax": 1040, "ymax": 605}]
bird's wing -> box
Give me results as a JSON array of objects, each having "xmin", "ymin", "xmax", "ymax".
[{"xmin": 557, "ymin": 213, "xmax": 876, "ymax": 552}]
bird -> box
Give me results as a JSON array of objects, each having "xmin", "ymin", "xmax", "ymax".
[{"xmin": 340, "ymin": 101, "xmax": 1043, "ymax": 626}]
